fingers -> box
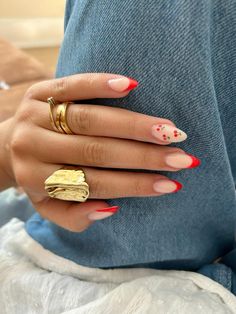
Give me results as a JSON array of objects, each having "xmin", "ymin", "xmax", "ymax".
[
  {"xmin": 25, "ymin": 164, "xmax": 182, "ymax": 201},
  {"xmin": 25, "ymin": 73, "xmax": 138, "ymax": 102},
  {"xmin": 37, "ymin": 102, "xmax": 186, "ymax": 145},
  {"xmin": 22, "ymin": 72, "xmax": 187, "ymax": 145},
  {"xmin": 30, "ymin": 127, "xmax": 197, "ymax": 171},
  {"xmin": 21, "ymin": 163, "xmax": 182, "ymax": 232},
  {"xmin": 24, "ymin": 165, "xmax": 182, "ymax": 232}
]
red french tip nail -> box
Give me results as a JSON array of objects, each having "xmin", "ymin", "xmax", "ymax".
[
  {"xmin": 124, "ymin": 78, "xmax": 139, "ymax": 91},
  {"xmin": 186, "ymin": 154, "xmax": 201, "ymax": 168},
  {"xmin": 172, "ymin": 180, "xmax": 183, "ymax": 193},
  {"xmin": 96, "ymin": 206, "xmax": 120, "ymax": 213}
]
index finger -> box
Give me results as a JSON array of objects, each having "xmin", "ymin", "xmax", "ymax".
[{"xmin": 25, "ymin": 73, "xmax": 138, "ymax": 102}]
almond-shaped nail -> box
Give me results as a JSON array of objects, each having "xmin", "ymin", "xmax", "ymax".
[
  {"xmin": 165, "ymin": 153, "xmax": 201, "ymax": 169},
  {"xmin": 151, "ymin": 124, "xmax": 187, "ymax": 143},
  {"xmin": 153, "ymin": 179, "xmax": 182, "ymax": 194},
  {"xmin": 88, "ymin": 206, "xmax": 119, "ymax": 221},
  {"xmin": 108, "ymin": 77, "xmax": 138, "ymax": 92}
]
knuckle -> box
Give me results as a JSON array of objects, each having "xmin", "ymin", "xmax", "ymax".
[
  {"xmin": 139, "ymin": 148, "xmax": 150, "ymax": 169},
  {"xmin": 15, "ymin": 106, "xmax": 35, "ymax": 124},
  {"xmin": 10, "ymin": 128, "xmax": 29, "ymax": 154},
  {"xmin": 53, "ymin": 77, "xmax": 68, "ymax": 98},
  {"xmin": 23, "ymin": 81, "xmax": 45, "ymax": 100},
  {"xmin": 126, "ymin": 116, "xmax": 137, "ymax": 138},
  {"xmin": 81, "ymin": 140, "xmax": 107, "ymax": 166},
  {"xmin": 133, "ymin": 178, "xmax": 144, "ymax": 195},
  {"xmin": 13, "ymin": 164, "xmax": 28, "ymax": 187},
  {"xmin": 23, "ymin": 84, "xmax": 38, "ymax": 100},
  {"xmin": 87, "ymin": 74, "xmax": 97, "ymax": 89},
  {"xmin": 71, "ymin": 106, "xmax": 92, "ymax": 133},
  {"xmin": 90, "ymin": 176, "xmax": 103, "ymax": 198}
]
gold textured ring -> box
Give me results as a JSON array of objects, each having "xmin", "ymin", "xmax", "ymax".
[{"xmin": 45, "ymin": 169, "xmax": 89, "ymax": 202}]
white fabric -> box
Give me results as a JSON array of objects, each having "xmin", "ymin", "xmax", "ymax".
[{"xmin": 0, "ymin": 218, "xmax": 236, "ymax": 314}]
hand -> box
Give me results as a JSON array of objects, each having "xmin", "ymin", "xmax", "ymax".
[{"xmin": 2, "ymin": 73, "xmax": 200, "ymax": 232}]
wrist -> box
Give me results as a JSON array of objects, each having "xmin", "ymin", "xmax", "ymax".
[{"xmin": 0, "ymin": 118, "xmax": 16, "ymax": 190}]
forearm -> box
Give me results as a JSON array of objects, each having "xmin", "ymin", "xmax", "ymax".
[{"xmin": 0, "ymin": 118, "xmax": 16, "ymax": 191}]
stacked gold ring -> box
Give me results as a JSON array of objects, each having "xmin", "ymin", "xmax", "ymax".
[{"xmin": 47, "ymin": 97, "xmax": 74, "ymax": 135}]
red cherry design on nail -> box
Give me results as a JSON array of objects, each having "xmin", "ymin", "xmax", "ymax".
[
  {"xmin": 156, "ymin": 128, "xmax": 160, "ymax": 131},
  {"xmin": 174, "ymin": 134, "xmax": 178, "ymax": 137}
]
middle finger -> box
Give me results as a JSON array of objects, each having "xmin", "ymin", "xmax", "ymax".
[{"xmin": 33, "ymin": 127, "xmax": 198, "ymax": 171}]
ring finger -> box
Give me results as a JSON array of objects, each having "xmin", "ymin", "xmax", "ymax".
[
  {"xmin": 24, "ymin": 164, "xmax": 181, "ymax": 232},
  {"xmin": 27, "ymin": 164, "xmax": 182, "ymax": 202}
]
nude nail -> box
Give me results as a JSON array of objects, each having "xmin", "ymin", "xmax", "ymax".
[
  {"xmin": 108, "ymin": 77, "xmax": 138, "ymax": 92},
  {"xmin": 88, "ymin": 212, "xmax": 114, "ymax": 221},
  {"xmin": 153, "ymin": 179, "xmax": 182, "ymax": 193},
  {"xmin": 165, "ymin": 153, "xmax": 201, "ymax": 169},
  {"xmin": 151, "ymin": 124, "xmax": 187, "ymax": 143},
  {"xmin": 88, "ymin": 206, "xmax": 119, "ymax": 221}
]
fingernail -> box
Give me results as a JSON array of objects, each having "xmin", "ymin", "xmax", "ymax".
[
  {"xmin": 153, "ymin": 179, "xmax": 182, "ymax": 194},
  {"xmin": 108, "ymin": 77, "xmax": 138, "ymax": 92},
  {"xmin": 88, "ymin": 206, "xmax": 119, "ymax": 221},
  {"xmin": 165, "ymin": 153, "xmax": 201, "ymax": 169},
  {"xmin": 151, "ymin": 124, "xmax": 187, "ymax": 143}
]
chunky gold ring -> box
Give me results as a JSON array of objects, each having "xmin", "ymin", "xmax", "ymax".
[{"xmin": 44, "ymin": 169, "xmax": 89, "ymax": 202}]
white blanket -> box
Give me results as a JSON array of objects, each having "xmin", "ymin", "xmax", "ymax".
[{"xmin": 0, "ymin": 218, "xmax": 236, "ymax": 314}]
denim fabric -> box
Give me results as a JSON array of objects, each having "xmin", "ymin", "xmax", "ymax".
[{"xmin": 26, "ymin": 0, "xmax": 236, "ymax": 293}]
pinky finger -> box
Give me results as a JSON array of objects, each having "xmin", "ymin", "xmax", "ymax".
[{"xmin": 31, "ymin": 197, "xmax": 119, "ymax": 232}]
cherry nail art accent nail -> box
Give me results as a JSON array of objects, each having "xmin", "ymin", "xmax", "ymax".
[{"xmin": 152, "ymin": 124, "xmax": 187, "ymax": 143}]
